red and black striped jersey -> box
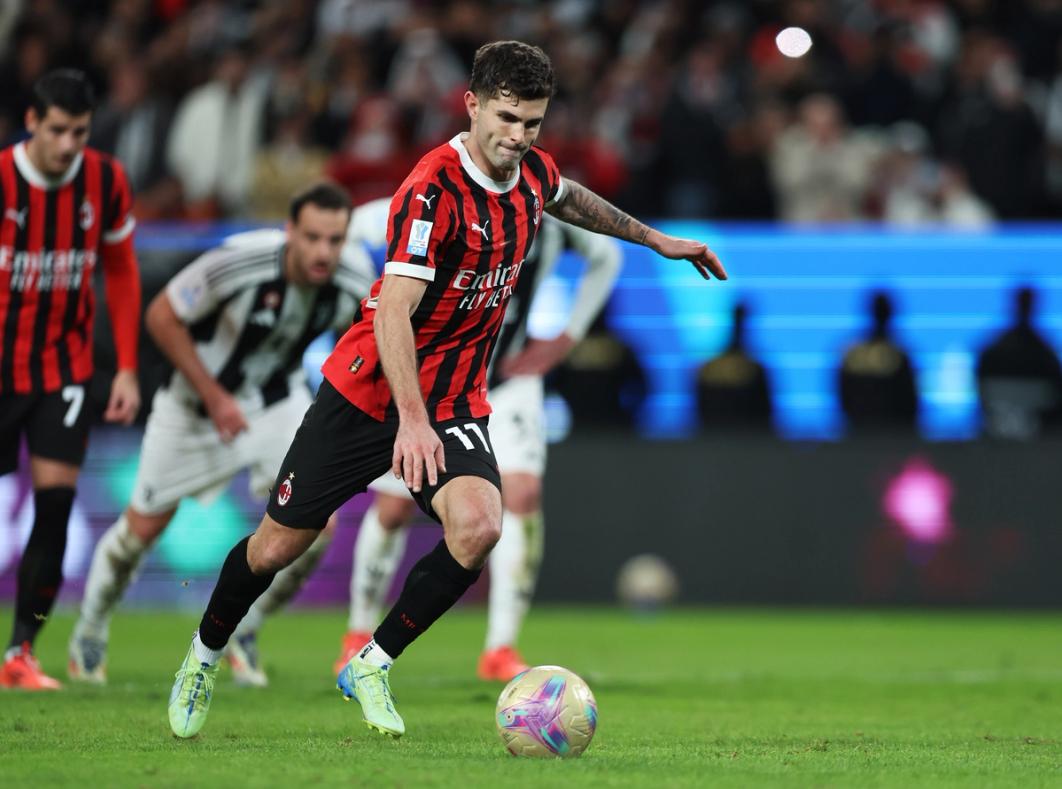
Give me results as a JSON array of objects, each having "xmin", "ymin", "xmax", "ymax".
[
  {"xmin": 323, "ymin": 133, "xmax": 564, "ymax": 421},
  {"xmin": 0, "ymin": 142, "xmax": 136, "ymax": 393}
]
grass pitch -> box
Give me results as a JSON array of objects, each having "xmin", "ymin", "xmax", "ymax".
[{"xmin": 2, "ymin": 607, "xmax": 1060, "ymax": 787}]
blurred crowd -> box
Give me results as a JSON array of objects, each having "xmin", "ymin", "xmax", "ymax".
[{"xmin": 3, "ymin": 0, "xmax": 1062, "ymax": 224}]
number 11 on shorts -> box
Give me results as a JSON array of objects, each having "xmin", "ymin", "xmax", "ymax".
[{"xmin": 445, "ymin": 423, "xmax": 491, "ymax": 453}]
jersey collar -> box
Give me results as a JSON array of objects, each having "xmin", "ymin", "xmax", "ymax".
[
  {"xmin": 14, "ymin": 141, "xmax": 83, "ymax": 189},
  {"xmin": 449, "ymin": 133, "xmax": 520, "ymax": 194}
]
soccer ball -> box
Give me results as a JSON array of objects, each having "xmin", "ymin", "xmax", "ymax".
[
  {"xmin": 495, "ymin": 665, "xmax": 597, "ymax": 758},
  {"xmin": 616, "ymin": 553, "xmax": 679, "ymax": 611}
]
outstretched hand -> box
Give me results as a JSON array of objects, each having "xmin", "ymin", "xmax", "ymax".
[{"xmin": 652, "ymin": 234, "xmax": 727, "ymax": 281}]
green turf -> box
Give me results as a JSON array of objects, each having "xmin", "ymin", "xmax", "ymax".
[{"xmin": 2, "ymin": 607, "xmax": 1061, "ymax": 787}]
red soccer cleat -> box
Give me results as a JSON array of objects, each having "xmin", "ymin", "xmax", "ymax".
[
  {"xmin": 333, "ymin": 630, "xmax": 373, "ymax": 676},
  {"xmin": 0, "ymin": 643, "xmax": 62, "ymax": 690},
  {"xmin": 477, "ymin": 645, "xmax": 529, "ymax": 682}
]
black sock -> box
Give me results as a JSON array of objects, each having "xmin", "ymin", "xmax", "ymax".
[
  {"xmin": 10, "ymin": 487, "xmax": 75, "ymax": 649},
  {"xmin": 197, "ymin": 537, "xmax": 276, "ymax": 650},
  {"xmin": 374, "ymin": 539, "xmax": 481, "ymax": 659}
]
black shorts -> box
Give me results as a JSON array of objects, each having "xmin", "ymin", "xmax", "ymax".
[
  {"xmin": 0, "ymin": 385, "xmax": 92, "ymax": 475},
  {"xmin": 266, "ymin": 379, "xmax": 500, "ymax": 530}
]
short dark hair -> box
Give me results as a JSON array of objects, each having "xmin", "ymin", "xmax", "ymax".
[
  {"xmin": 289, "ymin": 181, "xmax": 352, "ymax": 222},
  {"xmin": 32, "ymin": 69, "xmax": 96, "ymax": 117},
  {"xmin": 470, "ymin": 41, "xmax": 556, "ymax": 102}
]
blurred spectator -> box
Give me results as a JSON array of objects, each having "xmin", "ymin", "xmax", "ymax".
[
  {"xmin": 91, "ymin": 56, "xmax": 181, "ymax": 219},
  {"xmin": 551, "ymin": 312, "xmax": 647, "ymax": 434},
  {"xmin": 976, "ymin": 287, "xmax": 1062, "ymax": 440},
  {"xmin": 872, "ymin": 121, "xmax": 993, "ymax": 226},
  {"xmin": 0, "ymin": 24, "xmax": 49, "ymax": 143},
  {"xmin": 250, "ymin": 110, "xmax": 329, "ymax": 221},
  {"xmin": 1, "ymin": 0, "xmax": 1060, "ymax": 223},
  {"xmin": 840, "ymin": 24, "xmax": 919, "ymax": 127},
  {"xmin": 770, "ymin": 94, "xmax": 882, "ymax": 223},
  {"xmin": 166, "ymin": 45, "xmax": 268, "ymax": 217},
  {"xmin": 937, "ymin": 37, "xmax": 1046, "ymax": 218},
  {"xmin": 695, "ymin": 303, "xmax": 773, "ymax": 434},
  {"xmin": 656, "ymin": 42, "xmax": 736, "ymax": 216},
  {"xmin": 838, "ymin": 291, "xmax": 919, "ymax": 436}
]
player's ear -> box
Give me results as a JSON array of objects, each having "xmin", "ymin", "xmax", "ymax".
[
  {"xmin": 24, "ymin": 107, "xmax": 39, "ymax": 134},
  {"xmin": 464, "ymin": 90, "xmax": 479, "ymax": 121},
  {"xmin": 284, "ymin": 219, "xmax": 294, "ymax": 241}
]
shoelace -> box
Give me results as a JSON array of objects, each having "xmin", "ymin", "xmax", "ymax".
[
  {"xmin": 174, "ymin": 666, "xmax": 215, "ymax": 709},
  {"xmin": 356, "ymin": 668, "xmax": 398, "ymax": 709}
]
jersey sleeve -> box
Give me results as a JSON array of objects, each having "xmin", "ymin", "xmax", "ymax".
[
  {"xmin": 383, "ymin": 179, "xmax": 454, "ymax": 282},
  {"xmin": 561, "ymin": 223, "xmax": 622, "ymax": 340},
  {"xmin": 165, "ymin": 248, "xmax": 245, "ymax": 323},
  {"xmin": 102, "ymin": 157, "xmax": 136, "ymax": 246},
  {"xmin": 536, "ymin": 148, "xmax": 566, "ymax": 206}
]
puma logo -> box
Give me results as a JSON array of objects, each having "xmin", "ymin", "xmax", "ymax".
[
  {"xmin": 415, "ymin": 193, "xmax": 436, "ymax": 209},
  {"xmin": 5, "ymin": 207, "xmax": 27, "ymax": 229},
  {"xmin": 471, "ymin": 220, "xmax": 490, "ymax": 241}
]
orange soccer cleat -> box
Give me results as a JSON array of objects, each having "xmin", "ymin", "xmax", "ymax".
[
  {"xmin": 333, "ymin": 630, "xmax": 373, "ymax": 676},
  {"xmin": 477, "ymin": 645, "xmax": 529, "ymax": 682},
  {"xmin": 0, "ymin": 643, "xmax": 62, "ymax": 690}
]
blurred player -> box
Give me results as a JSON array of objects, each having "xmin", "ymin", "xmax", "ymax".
[
  {"xmin": 0, "ymin": 70, "xmax": 141, "ymax": 690},
  {"xmin": 69, "ymin": 183, "xmax": 372, "ymax": 686},
  {"xmin": 334, "ymin": 215, "xmax": 622, "ymax": 681},
  {"xmin": 167, "ymin": 40, "xmax": 725, "ymax": 740}
]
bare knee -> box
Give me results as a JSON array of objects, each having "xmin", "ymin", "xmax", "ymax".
[
  {"xmin": 246, "ymin": 516, "xmax": 318, "ymax": 574},
  {"xmin": 126, "ymin": 506, "xmax": 176, "ymax": 546},
  {"xmin": 452, "ymin": 510, "xmax": 501, "ymax": 567},
  {"xmin": 501, "ymin": 473, "xmax": 541, "ymax": 516},
  {"xmin": 376, "ymin": 493, "xmax": 416, "ymax": 532}
]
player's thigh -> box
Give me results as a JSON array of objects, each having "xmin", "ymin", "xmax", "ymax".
[
  {"xmin": 24, "ymin": 385, "xmax": 92, "ymax": 471},
  {"xmin": 411, "ymin": 413, "xmax": 501, "ymax": 524},
  {"xmin": 0, "ymin": 393, "xmax": 34, "ymax": 476},
  {"xmin": 265, "ymin": 379, "xmax": 396, "ymax": 532},
  {"xmin": 129, "ymin": 390, "xmax": 242, "ymax": 515},
  {"xmin": 489, "ymin": 375, "xmax": 546, "ymax": 478}
]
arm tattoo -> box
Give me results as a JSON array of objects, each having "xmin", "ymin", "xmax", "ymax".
[{"xmin": 548, "ymin": 179, "xmax": 651, "ymax": 246}]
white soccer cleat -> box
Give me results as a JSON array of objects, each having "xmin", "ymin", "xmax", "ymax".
[
  {"xmin": 225, "ymin": 633, "xmax": 268, "ymax": 688},
  {"xmin": 68, "ymin": 634, "xmax": 108, "ymax": 685}
]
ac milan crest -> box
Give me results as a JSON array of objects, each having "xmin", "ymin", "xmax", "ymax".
[
  {"xmin": 277, "ymin": 472, "xmax": 294, "ymax": 506},
  {"xmin": 79, "ymin": 200, "xmax": 94, "ymax": 231}
]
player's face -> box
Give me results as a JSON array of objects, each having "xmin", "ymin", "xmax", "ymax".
[
  {"xmin": 285, "ymin": 204, "xmax": 350, "ymax": 286},
  {"xmin": 25, "ymin": 106, "xmax": 91, "ymax": 177},
  {"xmin": 466, "ymin": 91, "xmax": 549, "ymax": 179}
]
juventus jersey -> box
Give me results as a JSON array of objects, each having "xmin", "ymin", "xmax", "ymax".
[
  {"xmin": 323, "ymin": 133, "xmax": 564, "ymax": 421},
  {"xmin": 165, "ymin": 229, "xmax": 373, "ymax": 411}
]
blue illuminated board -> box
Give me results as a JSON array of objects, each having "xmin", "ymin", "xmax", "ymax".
[{"xmin": 139, "ymin": 223, "xmax": 1062, "ymax": 441}]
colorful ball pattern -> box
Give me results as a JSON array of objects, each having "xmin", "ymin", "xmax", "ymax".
[{"xmin": 495, "ymin": 665, "xmax": 598, "ymax": 758}]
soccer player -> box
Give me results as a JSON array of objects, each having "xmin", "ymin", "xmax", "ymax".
[
  {"xmin": 167, "ymin": 40, "xmax": 725, "ymax": 739},
  {"xmin": 334, "ymin": 215, "xmax": 622, "ymax": 681},
  {"xmin": 0, "ymin": 70, "xmax": 142, "ymax": 690},
  {"xmin": 68, "ymin": 182, "xmax": 372, "ymax": 687}
]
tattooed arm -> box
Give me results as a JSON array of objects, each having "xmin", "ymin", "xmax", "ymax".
[{"xmin": 546, "ymin": 179, "xmax": 727, "ymax": 280}]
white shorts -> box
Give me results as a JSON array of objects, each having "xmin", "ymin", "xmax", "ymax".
[
  {"xmin": 367, "ymin": 375, "xmax": 546, "ymax": 499},
  {"xmin": 129, "ymin": 386, "xmax": 314, "ymax": 515}
]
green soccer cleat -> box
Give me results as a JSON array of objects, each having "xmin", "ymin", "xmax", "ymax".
[
  {"xmin": 168, "ymin": 644, "xmax": 219, "ymax": 739},
  {"xmin": 337, "ymin": 658, "xmax": 405, "ymax": 738}
]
